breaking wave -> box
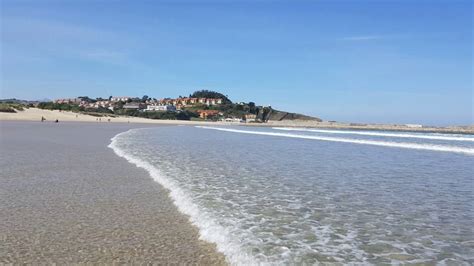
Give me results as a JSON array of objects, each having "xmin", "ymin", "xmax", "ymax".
[
  {"xmin": 108, "ymin": 129, "xmax": 257, "ymax": 266},
  {"xmin": 272, "ymin": 127, "xmax": 474, "ymax": 142},
  {"xmin": 197, "ymin": 126, "xmax": 474, "ymax": 155}
]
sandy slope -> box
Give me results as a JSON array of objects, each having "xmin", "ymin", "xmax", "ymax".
[{"xmin": 0, "ymin": 108, "xmax": 220, "ymax": 125}]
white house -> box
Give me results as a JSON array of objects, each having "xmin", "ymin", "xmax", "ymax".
[
  {"xmin": 245, "ymin": 114, "xmax": 257, "ymax": 122},
  {"xmin": 111, "ymin": 96, "xmax": 132, "ymax": 102},
  {"xmin": 146, "ymin": 105, "xmax": 176, "ymax": 112},
  {"xmin": 223, "ymin": 117, "xmax": 242, "ymax": 123},
  {"xmin": 123, "ymin": 102, "xmax": 146, "ymax": 110},
  {"xmin": 405, "ymin": 124, "xmax": 423, "ymax": 128}
]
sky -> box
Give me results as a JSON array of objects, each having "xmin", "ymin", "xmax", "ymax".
[{"xmin": 1, "ymin": 0, "xmax": 472, "ymax": 126}]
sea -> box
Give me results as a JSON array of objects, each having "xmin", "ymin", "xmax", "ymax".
[{"xmin": 109, "ymin": 125, "xmax": 474, "ymax": 265}]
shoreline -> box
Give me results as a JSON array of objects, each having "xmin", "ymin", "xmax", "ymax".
[
  {"xmin": 0, "ymin": 121, "xmax": 227, "ymax": 264},
  {"xmin": 1, "ymin": 108, "xmax": 473, "ymax": 134},
  {"xmin": 260, "ymin": 121, "xmax": 474, "ymax": 135},
  {"xmin": 109, "ymin": 128, "xmax": 255, "ymax": 264}
]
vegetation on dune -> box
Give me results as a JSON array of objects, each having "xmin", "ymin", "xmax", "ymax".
[
  {"xmin": 83, "ymin": 107, "xmax": 114, "ymax": 114},
  {"xmin": 0, "ymin": 103, "xmax": 27, "ymax": 112},
  {"xmin": 130, "ymin": 110, "xmax": 199, "ymax": 120},
  {"xmin": 37, "ymin": 102, "xmax": 82, "ymax": 112},
  {"xmin": 83, "ymin": 112, "xmax": 116, "ymax": 117},
  {"xmin": 0, "ymin": 104, "xmax": 17, "ymax": 113}
]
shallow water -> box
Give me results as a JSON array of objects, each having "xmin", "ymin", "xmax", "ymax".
[
  {"xmin": 0, "ymin": 122, "xmax": 225, "ymax": 264},
  {"xmin": 109, "ymin": 126, "xmax": 474, "ymax": 265}
]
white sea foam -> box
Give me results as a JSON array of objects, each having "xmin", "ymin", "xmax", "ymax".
[
  {"xmin": 108, "ymin": 126, "xmax": 473, "ymax": 264},
  {"xmin": 272, "ymin": 127, "xmax": 474, "ymax": 142},
  {"xmin": 197, "ymin": 126, "xmax": 474, "ymax": 155},
  {"xmin": 108, "ymin": 129, "xmax": 257, "ymax": 266}
]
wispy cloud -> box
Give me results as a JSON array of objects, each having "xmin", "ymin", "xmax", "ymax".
[
  {"xmin": 1, "ymin": 16, "xmax": 113, "ymax": 44},
  {"xmin": 78, "ymin": 50, "xmax": 129, "ymax": 64},
  {"xmin": 339, "ymin": 34, "xmax": 409, "ymax": 42},
  {"xmin": 340, "ymin": 35, "xmax": 386, "ymax": 41},
  {"xmin": 1, "ymin": 16, "xmax": 139, "ymax": 66}
]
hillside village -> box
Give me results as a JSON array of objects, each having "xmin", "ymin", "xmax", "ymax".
[
  {"xmin": 33, "ymin": 90, "xmax": 302, "ymax": 122},
  {"xmin": 54, "ymin": 95, "xmax": 250, "ymax": 121},
  {"xmin": 4, "ymin": 95, "xmax": 474, "ymax": 133},
  {"xmin": 1, "ymin": 90, "xmax": 322, "ymax": 122}
]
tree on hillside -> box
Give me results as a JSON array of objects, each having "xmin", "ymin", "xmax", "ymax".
[
  {"xmin": 190, "ymin": 90, "xmax": 232, "ymax": 103},
  {"xmin": 78, "ymin": 96, "xmax": 96, "ymax": 103},
  {"xmin": 142, "ymin": 95, "xmax": 149, "ymax": 102},
  {"xmin": 248, "ymin": 102, "xmax": 257, "ymax": 114},
  {"xmin": 116, "ymin": 101, "xmax": 124, "ymax": 109}
]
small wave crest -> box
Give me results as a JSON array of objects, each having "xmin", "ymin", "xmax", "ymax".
[
  {"xmin": 272, "ymin": 127, "xmax": 474, "ymax": 142},
  {"xmin": 197, "ymin": 126, "xmax": 474, "ymax": 155},
  {"xmin": 108, "ymin": 129, "xmax": 257, "ymax": 266}
]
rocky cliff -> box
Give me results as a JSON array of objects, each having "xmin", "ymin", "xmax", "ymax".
[{"xmin": 257, "ymin": 107, "xmax": 322, "ymax": 122}]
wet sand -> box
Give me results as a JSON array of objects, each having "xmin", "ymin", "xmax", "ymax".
[{"xmin": 0, "ymin": 121, "xmax": 226, "ymax": 264}]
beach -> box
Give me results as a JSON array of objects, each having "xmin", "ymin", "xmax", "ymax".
[
  {"xmin": 0, "ymin": 121, "xmax": 226, "ymax": 264},
  {"xmin": 1, "ymin": 108, "xmax": 473, "ymax": 134},
  {"xmin": 0, "ymin": 107, "xmax": 218, "ymax": 125},
  {"xmin": 1, "ymin": 119, "xmax": 473, "ymax": 264}
]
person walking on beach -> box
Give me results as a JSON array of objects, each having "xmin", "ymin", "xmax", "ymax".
[
  {"xmin": 41, "ymin": 116, "xmax": 45, "ymax": 122},
  {"xmin": 55, "ymin": 119, "xmax": 59, "ymax": 123}
]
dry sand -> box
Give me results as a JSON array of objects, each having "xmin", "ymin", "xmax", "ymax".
[
  {"xmin": 0, "ymin": 108, "xmax": 223, "ymax": 125},
  {"xmin": 0, "ymin": 121, "xmax": 226, "ymax": 264}
]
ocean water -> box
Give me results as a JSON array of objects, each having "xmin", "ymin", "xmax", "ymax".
[{"xmin": 109, "ymin": 126, "xmax": 474, "ymax": 265}]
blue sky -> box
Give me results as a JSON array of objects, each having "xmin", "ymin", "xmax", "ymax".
[{"xmin": 1, "ymin": 0, "xmax": 472, "ymax": 125}]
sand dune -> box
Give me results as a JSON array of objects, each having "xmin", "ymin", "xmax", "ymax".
[{"xmin": 0, "ymin": 108, "xmax": 220, "ymax": 125}]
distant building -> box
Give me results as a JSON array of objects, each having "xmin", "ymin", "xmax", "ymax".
[
  {"xmin": 79, "ymin": 100, "xmax": 113, "ymax": 109},
  {"xmin": 145, "ymin": 99, "xmax": 158, "ymax": 105},
  {"xmin": 146, "ymin": 105, "xmax": 176, "ymax": 112},
  {"xmin": 245, "ymin": 114, "xmax": 257, "ymax": 122},
  {"xmin": 204, "ymin": 98, "xmax": 223, "ymax": 105},
  {"xmin": 111, "ymin": 96, "xmax": 132, "ymax": 102},
  {"xmin": 158, "ymin": 98, "xmax": 173, "ymax": 105},
  {"xmin": 405, "ymin": 124, "xmax": 423, "ymax": 128},
  {"xmin": 223, "ymin": 117, "xmax": 242, "ymax": 123},
  {"xmin": 160, "ymin": 97, "xmax": 223, "ymax": 107},
  {"xmin": 123, "ymin": 102, "xmax": 146, "ymax": 110},
  {"xmin": 54, "ymin": 98, "xmax": 81, "ymax": 104},
  {"xmin": 197, "ymin": 110, "xmax": 220, "ymax": 119}
]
